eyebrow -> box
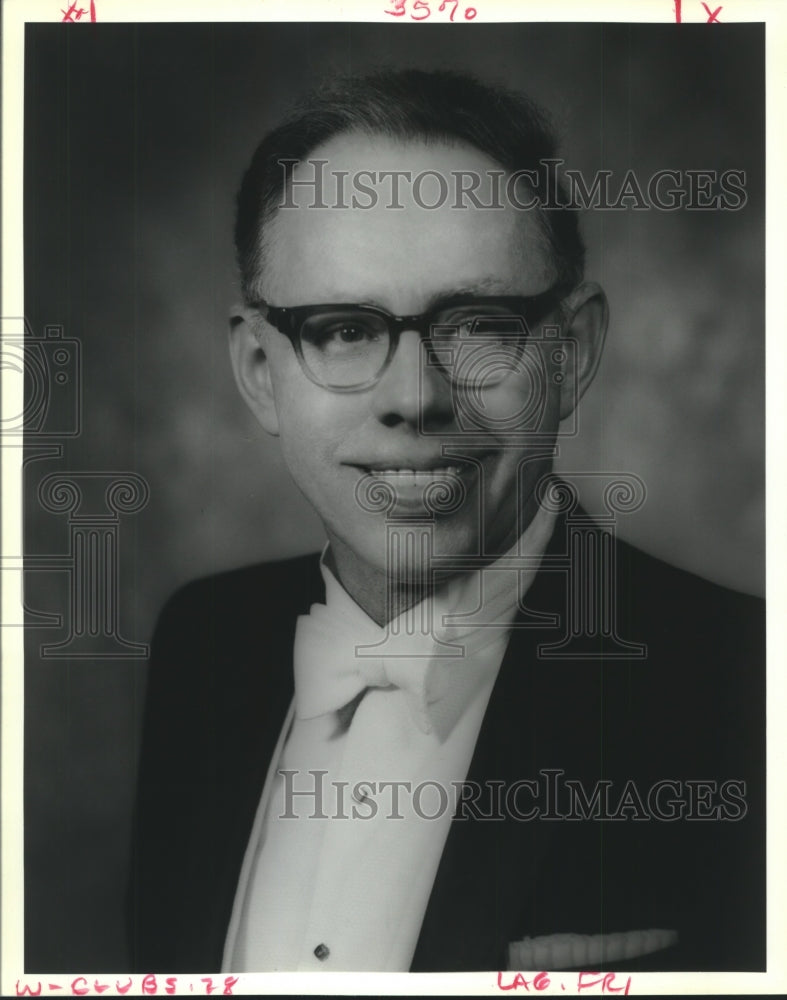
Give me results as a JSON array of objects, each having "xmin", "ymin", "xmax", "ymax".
[
  {"xmin": 427, "ymin": 279, "xmax": 516, "ymax": 304},
  {"xmin": 352, "ymin": 279, "xmax": 521, "ymax": 313},
  {"xmin": 273, "ymin": 279, "xmax": 529, "ymax": 312}
]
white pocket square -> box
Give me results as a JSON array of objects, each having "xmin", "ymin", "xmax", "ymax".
[{"xmin": 507, "ymin": 928, "xmax": 678, "ymax": 970}]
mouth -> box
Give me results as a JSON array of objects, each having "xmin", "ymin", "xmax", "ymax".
[
  {"xmin": 363, "ymin": 465, "xmax": 468, "ymax": 478},
  {"xmin": 352, "ymin": 460, "xmax": 482, "ymax": 511},
  {"xmin": 350, "ymin": 453, "xmax": 490, "ymax": 473}
]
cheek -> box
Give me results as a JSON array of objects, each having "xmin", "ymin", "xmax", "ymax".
[
  {"xmin": 453, "ymin": 377, "xmax": 560, "ymax": 436},
  {"xmin": 272, "ymin": 388, "xmax": 353, "ymax": 492},
  {"xmin": 497, "ymin": 346, "xmax": 562, "ymax": 431},
  {"xmin": 447, "ymin": 341, "xmax": 561, "ymax": 435},
  {"xmin": 481, "ymin": 452, "xmax": 553, "ymax": 534},
  {"xmin": 277, "ymin": 401, "xmax": 332, "ymax": 470},
  {"xmin": 266, "ymin": 354, "xmax": 330, "ymax": 468}
]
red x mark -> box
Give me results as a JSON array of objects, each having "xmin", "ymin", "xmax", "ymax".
[{"xmin": 701, "ymin": 2, "xmax": 722, "ymax": 21}]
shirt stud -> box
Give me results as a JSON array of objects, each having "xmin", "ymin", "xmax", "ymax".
[{"xmin": 314, "ymin": 943, "xmax": 330, "ymax": 961}]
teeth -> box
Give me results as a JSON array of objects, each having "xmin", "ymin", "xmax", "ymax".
[{"xmin": 368, "ymin": 466, "xmax": 463, "ymax": 475}]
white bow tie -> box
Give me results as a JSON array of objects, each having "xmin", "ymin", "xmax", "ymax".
[
  {"xmin": 293, "ymin": 506, "xmax": 557, "ymax": 738},
  {"xmin": 293, "ymin": 596, "xmax": 503, "ymax": 737}
]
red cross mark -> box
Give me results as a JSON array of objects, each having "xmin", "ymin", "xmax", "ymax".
[{"xmin": 674, "ymin": 1, "xmax": 722, "ymax": 21}]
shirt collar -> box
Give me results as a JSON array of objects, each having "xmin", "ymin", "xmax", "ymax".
[
  {"xmin": 294, "ymin": 504, "xmax": 557, "ymax": 737},
  {"xmin": 319, "ymin": 502, "xmax": 556, "ymax": 636}
]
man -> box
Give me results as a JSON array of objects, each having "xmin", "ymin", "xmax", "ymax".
[{"xmin": 128, "ymin": 70, "xmax": 764, "ymax": 974}]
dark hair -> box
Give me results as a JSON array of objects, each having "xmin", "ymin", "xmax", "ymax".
[{"xmin": 235, "ymin": 68, "xmax": 585, "ymax": 302}]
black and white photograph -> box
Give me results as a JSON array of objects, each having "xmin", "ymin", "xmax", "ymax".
[{"xmin": 3, "ymin": 0, "xmax": 783, "ymax": 994}]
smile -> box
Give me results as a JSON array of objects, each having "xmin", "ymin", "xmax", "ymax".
[
  {"xmin": 365, "ymin": 466, "xmax": 467, "ymax": 477},
  {"xmin": 355, "ymin": 463, "xmax": 480, "ymax": 512}
]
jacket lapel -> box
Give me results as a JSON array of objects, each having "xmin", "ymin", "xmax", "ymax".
[
  {"xmin": 411, "ymin": 516, "xmax": 570, "ymax": 971},
  {"xmin": 411, "ymin": 510, "xmax": 652, "ymax": 971},
  {"xmin": 204, "ymin": 558, "xmax": 327, "ymax": 967}
]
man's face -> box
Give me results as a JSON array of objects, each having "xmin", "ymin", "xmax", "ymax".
[{"xmin": 240, "ymin": 133, "xmax": 569, "ymax": 591}]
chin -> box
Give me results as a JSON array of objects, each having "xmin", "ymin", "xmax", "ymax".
[{"xmin": 377, "ymin": 518, "xmax": 483, "ymax": 579}]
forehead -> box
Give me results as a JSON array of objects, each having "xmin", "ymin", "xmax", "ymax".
[{"xmin": 262, "ymin": 131, "xmax": 553, "ymax": 310}]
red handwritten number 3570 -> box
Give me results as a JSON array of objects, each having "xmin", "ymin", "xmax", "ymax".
[{"xmin": 384, "ymin": 0, "xmax": 478, "ymax": 21}]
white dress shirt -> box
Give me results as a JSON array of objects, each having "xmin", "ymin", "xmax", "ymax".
[{"xmin": 223, "ymin": 506, "xmax": 556, "ymax": 972}]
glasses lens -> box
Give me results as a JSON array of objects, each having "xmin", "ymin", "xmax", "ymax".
[
  {"xmin": 432, "ymin": 307, "xmax": 528, "ymax": 386},
  {"xmin": 300, "ymin": 310, "xmax": 390, "ymax": 388}
]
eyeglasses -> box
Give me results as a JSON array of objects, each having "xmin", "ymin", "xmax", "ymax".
[{"xmin": 248, "ymin": 288, "xmax": 565, "ymax": 392}]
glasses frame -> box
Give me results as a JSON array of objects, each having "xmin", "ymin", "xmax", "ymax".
[{"xmin": 248, "ymin": 288, "xmax": 566, "ymax": 392}]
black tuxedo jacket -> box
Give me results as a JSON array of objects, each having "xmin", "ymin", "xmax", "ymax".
[{"xmin": 127, "ymin": 513, "xmax": 765, "ymax": 973}]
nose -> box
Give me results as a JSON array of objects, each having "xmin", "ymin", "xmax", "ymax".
[{"xmin": 369, "ymin": 329, "xmax": 454, "ymax": 429}]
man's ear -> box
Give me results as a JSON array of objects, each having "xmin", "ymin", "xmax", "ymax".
[
  {"xmin": 228, "ymin": 305, "xmax": 280, "ymax": 436},
  {"xmin": 557, "ymin": 281, "xmax": 608, "ymax": 422}
]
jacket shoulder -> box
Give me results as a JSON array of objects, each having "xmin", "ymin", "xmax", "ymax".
[
  {"xmin": 152, "ymin": 551, "xmax": 324, "ymax": 644},
  {"xmin": 612, "ymin": 534, "xmax": 764, "ymax": 642},
  {"xmin": 131, "ymin": 554, "xmax": 323, "ymax": 973},
  {"xmin": 615, "ymin": 534, "xmax": 762, "ymax": 607}
]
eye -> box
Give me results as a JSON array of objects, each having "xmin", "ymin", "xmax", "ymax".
[
  {"xmin": 435, "ymin": 308, "xmax": 525, "ymax": 339},
  {"xmin": 300, "ymin": 311, "xmax": 390, "ymax": 355},
  {"xmin": 313, "ymin": 320, "xmax": 381, "ymax": 346},
  {"xmin": 455, "ymin": 316, "xmax": 477, "ymax": 337},
  {"xmin": 431, "ymin": 311, "xmax": 480, "ymax": 339},
  {"xmin": 336, "ymin": 324, "xmax": 374, "ymax": 343},
  {"xmin": 471, "ymin": 315, "xmax": 527, "ymax": 337}
]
